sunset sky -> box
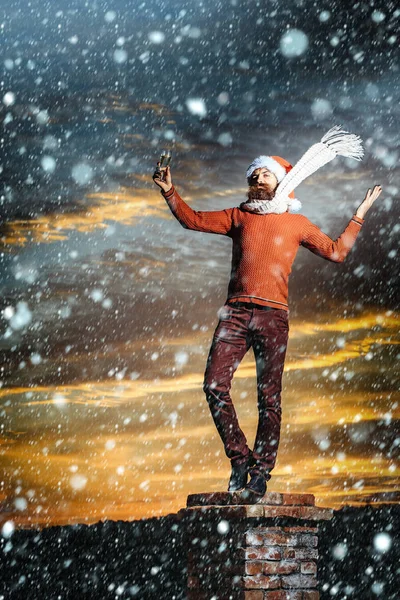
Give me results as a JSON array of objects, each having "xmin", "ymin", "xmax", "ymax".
[{"xmin": 0, "ymin": 0, "xmax": 399, "ymax": 528}]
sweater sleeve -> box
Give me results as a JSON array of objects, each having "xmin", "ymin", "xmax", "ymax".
[
  {"xmin": 161, "ymin": 186, "xmax": 233, "ymax": 235},
  {"xmin": 300, "ymin": 214, "xmax": 365, "ymax": 263}
]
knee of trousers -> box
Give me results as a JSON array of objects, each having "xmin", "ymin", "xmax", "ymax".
[
  {"xmin": 203, "ymin": 368, "xmax": 232, "ymax": 394},
  {"xmin": 203, "ymin": 379, "xmax": 231, "ymax": 405}
]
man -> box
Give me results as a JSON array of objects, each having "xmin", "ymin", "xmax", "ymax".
[{"xmin": 153, "ymin": 141, "xmax": 382, "ymax": 499}]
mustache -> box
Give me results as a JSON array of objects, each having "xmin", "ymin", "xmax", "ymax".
[{"xmin": 247, "ymin": 183, "xmax": 276, "ymax": 201}]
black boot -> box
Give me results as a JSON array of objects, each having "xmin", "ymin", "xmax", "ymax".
[
  {"xmin": 242, "ymin": 468, "xmax": 270, "ymax": 501},
  {"xmin": 228, "ymin": 452, "xmax": 255, "ymax": 492}
]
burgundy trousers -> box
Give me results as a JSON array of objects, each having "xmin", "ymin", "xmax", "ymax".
[{"xmin": 203, "ymin": 302, "xmax": 289, "ymax": 476}]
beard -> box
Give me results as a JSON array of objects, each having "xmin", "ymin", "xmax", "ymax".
[{"xmin": 246, "ymin": 184, "xmax": 276, "ymax": 202}]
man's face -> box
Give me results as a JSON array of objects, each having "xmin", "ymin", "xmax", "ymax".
[{"xmin": 247, "ymin": 168, "xmax": 279, "ymax": 201}]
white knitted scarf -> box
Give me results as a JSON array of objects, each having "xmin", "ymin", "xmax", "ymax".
[{"xmin": 240, "ymin": 195, "xmax": 299, "ymax": 214}]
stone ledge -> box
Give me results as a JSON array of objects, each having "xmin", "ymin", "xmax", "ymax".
[
  {"xmin": 180, "ymin": 504, "xmax": 333, "ymax": 521},
  {"xmin": 187, "ymin": 492, "xmax": 315, "ymax": 507}
]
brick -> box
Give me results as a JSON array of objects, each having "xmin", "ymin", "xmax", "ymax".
[
  {"xmin": 185, "ymin": 504, "xmax": 266, "ymax": 518},
  {"xmin": 262, "ymin": 506, "xmax": 332, "ymax": 520},
  {"xmin": 245, "ymin": 547, "xmax": 282, "ymax": 561},
  {"xmin": 300, "ymin": 562, "xmax": 317, "ymax": 575},
  {"xmin": 264, "ymin": 592, "xmax": 302, "ymax": 600},
  {"xmin": 246, "ymin": 531, "xmax": 317, "ymax": 548},
  {"xmin": 302, "ymin": 592, "xmax": 319, "ymax": 599},
  {"xmin": 246, "ymin": 532, "xmax": 267, "ymax": 546},
  {"xmin": 293, "ymin": 549, "xmax": 318, "ymax": 560},
  {"xmin": 281, "ymin": 574, "xmax": 318, "ymax": 589},
  {"xmin": 242, "ymin": 575, "xmax": 281, "ymax": 590},
  {"xmin": 186, "ymin": 491, "xmax": 283, "ymax": 507},
  {"xmin": 263, "ymin": 561, "xmax": 299, "ymax": 575},
  {"xmin": 186, "ymin": 491, "xmax": 323, "ymax": 508},
  {"xmin": 244, "ymin": 591, "xmax": 264, "ymax": 600},
  {"xmin": 282, "ymin": 494, "xmax": 315, "ymax": 506},
  {"xmin": 261, "ymin": 492, "xmax": 284, "ymax": 505},
  {"xmin": 246, "ymin": 505, "xmax": 265, "ymax": 517},
  {"xmin": 251, "ymin": 527, "xmax": 283, "ymax": 533},
  {"xmin": 263, "ymin": 507, "xmax": 304, "ymax": 519},
  {"xmin": 295, "ymin": 535, "xmax": 318, "ymax": 548},
  {"xmin": 184, "ymin": 504, "xmax": 264, "ymax": 518},
  {"xmin": 281, "ymin": 549, "xmax": 296, "ymax": 559},
  {"xmin": 245, "ymin": 562, "xmax": 264, "ymax": 575},
  {"xmin": 283, "ymin": 527, "xmax": 318, "ymax": 534},
  {"xmin": 246, "ymin": 531, "xmax": 292, "ymax": 546}
]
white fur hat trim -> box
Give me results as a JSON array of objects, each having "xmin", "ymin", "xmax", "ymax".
[{"xmin": 246, "ymin": 156, "xmax": 287, "ymax": 182}]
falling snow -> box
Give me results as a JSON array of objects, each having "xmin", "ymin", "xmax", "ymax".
[{"xmin": 279, "ymin": 29, "xmax": 309, "ymax": 58}]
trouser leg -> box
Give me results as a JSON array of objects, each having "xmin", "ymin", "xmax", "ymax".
[
  {"xmin": 203, "ymin": 305, "xmax": 252, "ymax": 462},
  {"xmin": 251, "ymin": 309, "xmax": 289, "ymax": 475}
]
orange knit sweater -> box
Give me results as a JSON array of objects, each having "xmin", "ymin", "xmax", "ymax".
[{"xmin": 162, "ymin": 186, "xmax": 364, "ymax": 311}]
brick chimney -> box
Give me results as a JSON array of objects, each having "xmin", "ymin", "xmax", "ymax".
[{"xmin": 180, "ymin": 491, "xmax": 333, "ymax": 600}]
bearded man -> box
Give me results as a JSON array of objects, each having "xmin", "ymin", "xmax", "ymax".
[{"xmin": 153, "ymin": 127, "xmax": 382, "ymax": 499}]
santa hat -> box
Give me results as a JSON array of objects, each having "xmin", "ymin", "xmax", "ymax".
[
  {"xmin": 246, "ymin": 155, "xmax": 292, "ymax": 182},
  {"xmin": 245, "ymin": 126, "xmax": 364, "ymax": 214},
  {"xmin": 246, "ymin": 155, "xmax": 302, "ymax": 212}
]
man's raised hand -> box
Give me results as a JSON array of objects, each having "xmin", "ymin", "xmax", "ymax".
[
  {"xmin": 356, "ymin": 185, "xmax": 382, "ymax": 219},
  {"xmin": 153, "ymin": 164, "xmax": 172, "ymax": 193}
]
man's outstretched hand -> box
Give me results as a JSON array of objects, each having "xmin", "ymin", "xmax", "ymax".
[
  {"xmin": 153, "ymin": 164, "xmax": 172, "ymax": 193},
  {"xmin": 356, "ymin": 185, "xmax": 382, "ymax": 219}
]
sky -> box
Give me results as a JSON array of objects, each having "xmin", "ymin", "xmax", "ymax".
[{"xmin": 0, "ymin": 0, "xmax": 399, "ymax": 528}]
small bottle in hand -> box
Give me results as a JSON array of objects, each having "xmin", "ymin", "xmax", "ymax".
[
  {"xmin": 154, "ymin": 150, "xmax": 171, "ymax": 180},
  {"xmin": 153, "ymin": 150, "xmax": 173, "ymax": 193}
]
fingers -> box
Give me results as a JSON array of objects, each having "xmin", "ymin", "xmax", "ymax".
[
  {"xmin": 371, "ymin": 185, "xmax": 382, "ymax": 200},
  {"xmin": 153, "ymin": 170, "xmax": 164, "ymax": 185},
  {"xmin": 363, "ymin": 185, "xmax": 382, "ymax": 209},
  {"xmin": 364, "ymin": 188, "xmax": 372, "ymax": 202},
  {"xmin": 365, "ymin": 185, "xmax": 382, "ymax": 200},
  {"xmin": 153, "ymin": 161, "xmax": 172, "ymax": 188},
  {"xmin": 153, "ymin": 165, "xmax": 167, "ymax": 178}
]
